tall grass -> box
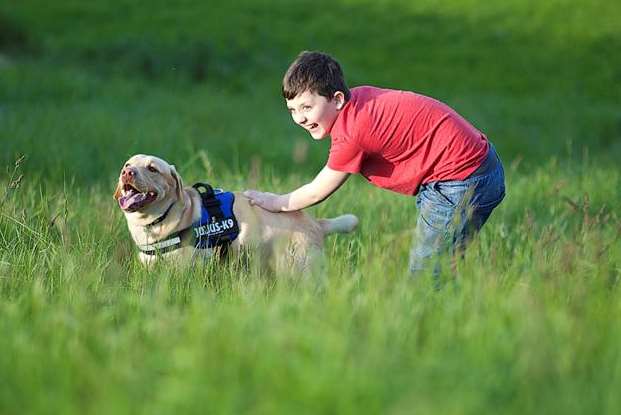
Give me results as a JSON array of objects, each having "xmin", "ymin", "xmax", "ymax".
[
  {"xmin": 1, "ymin": 0, "xmax": 620, "ymax": 413},
  {"xmin": 1, "ymin": 156, "xmax": 619, "ymax": 414}
]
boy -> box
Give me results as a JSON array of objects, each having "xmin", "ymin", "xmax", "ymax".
[{"xmin": 244, "ymin": 51, "xmax": 505, "ymax": 276}]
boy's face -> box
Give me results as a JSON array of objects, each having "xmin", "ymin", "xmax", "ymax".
[{"xmin": 286, "ymin": 90, "xmax": 344, "ymax": 140}]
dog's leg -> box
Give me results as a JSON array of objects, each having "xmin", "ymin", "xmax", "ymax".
[{"xmin": 273, "ymin": 233, "xmax": 325, "ymax": 279}]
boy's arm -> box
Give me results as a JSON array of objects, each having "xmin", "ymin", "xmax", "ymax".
[{"xmin": 243, "ymin": 166, "xmax": 349, "ymax": 212}]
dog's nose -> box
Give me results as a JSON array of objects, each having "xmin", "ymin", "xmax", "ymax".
[{"xmin": 121, "ymin": 167, "xmax": 136, "ymax": 179}]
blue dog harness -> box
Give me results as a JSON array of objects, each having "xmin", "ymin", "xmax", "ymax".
[{"xmin": 137, "ymin": 183, "xmax": 240, "ymax": 256}]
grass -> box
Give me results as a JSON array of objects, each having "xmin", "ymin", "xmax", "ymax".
[{"xmin": 1, "ymin": 0, "xmax": 621, "ymax": 413}]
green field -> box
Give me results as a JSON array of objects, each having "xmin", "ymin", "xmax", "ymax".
[{"xmin": 1, "ymin": 1, "xmax": 620, "ymax": 413}]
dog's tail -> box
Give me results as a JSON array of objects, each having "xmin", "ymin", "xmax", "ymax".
[{"xmin": 319, "ymin": 214, "xmax": 359, "ymax": 235}]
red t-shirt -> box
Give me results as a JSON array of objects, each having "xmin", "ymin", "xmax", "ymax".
[{"xmin": 327, "ymin": 86, "xmax": 489, "ymax": 195}]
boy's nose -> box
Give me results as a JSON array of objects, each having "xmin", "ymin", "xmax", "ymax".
[{"xmin": 293, "ymin": 113, "xmax": 307, "ymax": 125}]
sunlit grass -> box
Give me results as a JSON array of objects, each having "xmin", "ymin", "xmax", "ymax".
[
  {"xmin": 1, "ymin": 157, "xmax": 619, "ymax": 413},
  {"xmin": 1, "ymin": 0, "xmax": 620, "ymax": 412}
]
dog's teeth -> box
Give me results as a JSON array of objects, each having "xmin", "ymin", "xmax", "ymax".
[{"xmin": 148, "ymin": 192, "xmax": 155, "ymax": 196}]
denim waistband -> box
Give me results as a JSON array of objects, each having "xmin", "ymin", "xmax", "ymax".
[{"xmin": 470, "ymin": 142, "xmax": 500, "ymax": 177}]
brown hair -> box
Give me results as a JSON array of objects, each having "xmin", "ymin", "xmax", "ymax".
[{"xmin": 282, "ymin": 51, "xmax": 351, "ymax": 101}]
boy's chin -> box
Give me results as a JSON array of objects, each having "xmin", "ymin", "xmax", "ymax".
[{"xmin": 310, "ymin": 130, "xmax": 328, "ymax": 140}]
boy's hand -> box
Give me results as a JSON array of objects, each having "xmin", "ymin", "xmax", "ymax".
[{"xmin": 243, "ymin": 190, "xmax": 283, "ymax": 212}]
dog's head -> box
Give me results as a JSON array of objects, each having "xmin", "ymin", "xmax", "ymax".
[{"xmin": 113, "ymin": 154, "xmax": 183, "ymax": 214}]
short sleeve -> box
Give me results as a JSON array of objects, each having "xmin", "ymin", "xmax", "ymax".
[{"xmin": 327, "ymin": 137, "xmax": 365, "ymax": 173}]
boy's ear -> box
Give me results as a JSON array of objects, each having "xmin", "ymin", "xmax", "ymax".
[{"xmin": 334, "ymin": 91, "xmax": 345, "ymax": 109}]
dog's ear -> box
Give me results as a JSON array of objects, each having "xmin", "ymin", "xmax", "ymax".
[
  {"xmin": 113, "ymin": 180, "xmax": 122, "ymax": 200},
  {"xmin": 170, "ymin": 165, "xmax": 184, "ymax": 199}
]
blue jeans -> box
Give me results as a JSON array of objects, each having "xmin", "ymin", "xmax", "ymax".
[{"xmin": 409, "ymin": 143, "xmax": 506, "ymax": 276}]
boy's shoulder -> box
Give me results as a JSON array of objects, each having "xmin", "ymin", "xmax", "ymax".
[
  {"xmin": 350, "ymin": 85, "xmax": 420, "ymax": 106},
  {"xmin": 350, "ymin": 85, "xmax": 390, "ymax": 99},
  {"xmin": 336, "ymin": 86, "xmax": 444, "ymax": 136},
  {"xmin": 333, "ymin": 86, "xmax": 391, "ymax": 138}
]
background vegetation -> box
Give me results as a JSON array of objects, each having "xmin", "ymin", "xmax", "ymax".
[{"xmin": 1, "ymin": 0, "xmax": 620, "ymax": 413}]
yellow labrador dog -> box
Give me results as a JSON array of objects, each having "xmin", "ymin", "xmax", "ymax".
[{"xmin": 114, "ymin": 154, "xmax": 358, "ymax": 273}]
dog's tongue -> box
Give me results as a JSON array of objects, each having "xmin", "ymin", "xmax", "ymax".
[{"xmin": 119, "ymin": 189, "xmax": 149, "ymax": 211}]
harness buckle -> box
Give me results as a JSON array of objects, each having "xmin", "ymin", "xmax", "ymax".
[{"xmin": 193, "ymin": 182, "xmax": 221, "ymax": 209}]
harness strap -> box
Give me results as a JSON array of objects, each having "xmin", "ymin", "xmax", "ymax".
[
  {"xmin": 192, "ymin": 183, "xmax": 222, "ymax": 218},
  {"xmin": 138, "ymin": 231, "xmax": 184, "ymax": 256},
  {"xmin": 146, "ymin": 202, "xmax": 175, "ymax": 227}
]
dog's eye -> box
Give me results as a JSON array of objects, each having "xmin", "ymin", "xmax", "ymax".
[{"xmin": 147, "ymin": 165, "xmax": 158, "ymax": 173}]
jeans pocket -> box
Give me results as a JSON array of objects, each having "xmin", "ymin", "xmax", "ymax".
[
  {"xmin": 418, "ymin": 194, "xmax": 455, "ymax": 232},
  {"xmin": 431, "ymin": 181, "xmax": 472, "ymax": 208}
]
